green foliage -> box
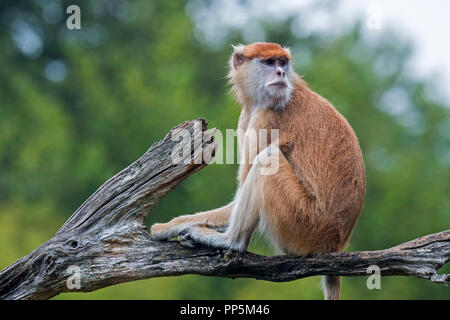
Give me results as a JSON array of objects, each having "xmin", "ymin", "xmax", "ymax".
[{"xmin": 0, "ymin": 0, "xmax": 448, "ymax": 299}]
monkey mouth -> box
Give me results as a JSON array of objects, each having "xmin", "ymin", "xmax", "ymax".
[{"xmin": 268, "ymin": 80, "xmax": 288, "ymax": 88}]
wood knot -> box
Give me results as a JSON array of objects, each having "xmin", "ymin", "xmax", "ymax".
[{"xmin": 66, "ymin": 239, "xmax": 79, "ymax": 250}]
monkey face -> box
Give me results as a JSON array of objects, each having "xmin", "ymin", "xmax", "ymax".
[
  {"xmin": 245, "ymin": 57, "xmax": 294, "ymax": 109},
  {"xmin": 229, "ymin": 43, "xmax": 294, "ymax": 110},
  {"xmin": 261, "ymin": 57, "xmax": 292, "ymax": 91}
]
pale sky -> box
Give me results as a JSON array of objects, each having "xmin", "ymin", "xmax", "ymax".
[{"xmin": 341, "ymin": 0, "xmax": 450, "ymax": 105}]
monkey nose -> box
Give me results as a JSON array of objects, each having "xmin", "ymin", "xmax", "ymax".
[{"xmin": 276, "ymin": 68, "xmax": 285, "ymax": 77}]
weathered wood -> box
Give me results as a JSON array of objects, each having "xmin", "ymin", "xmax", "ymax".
[{"xmin": 0, "ymin": 118, "xmax": 448, "ymax": 300}]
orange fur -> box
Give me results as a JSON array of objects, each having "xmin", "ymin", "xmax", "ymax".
[{"xmin": 243, "ymin": 42, "xmax": 291, "ymax": 60}]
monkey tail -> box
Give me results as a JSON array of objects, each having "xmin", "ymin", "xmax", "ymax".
[{"xmin": 321, "ymin": 275, "xmax": 340, "ymax": 300}]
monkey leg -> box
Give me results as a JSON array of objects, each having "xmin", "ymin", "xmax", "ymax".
[
  {"xmin": 150, "ymin": 202, "xmax": 233, "ymax": 240},
  {"xmin": 175, "ymin": 144, "xmax": 292, "ymax": 252}
]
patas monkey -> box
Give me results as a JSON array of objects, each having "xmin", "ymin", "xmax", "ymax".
[{"xmin": 151, "ymin": 42, "xmax": 366, "ymax": 300}]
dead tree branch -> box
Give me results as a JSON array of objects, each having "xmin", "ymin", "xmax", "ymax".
[{"xmin": 0, "ymin": 118, "xmax": 448, "ymax": 300}]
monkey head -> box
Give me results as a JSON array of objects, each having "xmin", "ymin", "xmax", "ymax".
[{"xmin": 229, "ymin": 42, "xmax": 294, "ymax": 110}]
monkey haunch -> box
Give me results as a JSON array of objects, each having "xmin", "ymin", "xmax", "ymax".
[{"xmin": 151, "ymin": 42, "xmax": 366, "ymax": 300}]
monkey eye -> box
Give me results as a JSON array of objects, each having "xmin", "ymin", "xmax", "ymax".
[
  {"xmin": 262, "ymin": 58, "xmax": 275, "ymax": 66},
  {"xmin": 279, "ymin": 59, "xmax": 288, "ymax": 67}
]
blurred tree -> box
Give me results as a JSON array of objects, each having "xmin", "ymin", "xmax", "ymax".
[{"xmin": 0, "ymin": 0, "xmax": 448, "ymax": 299}]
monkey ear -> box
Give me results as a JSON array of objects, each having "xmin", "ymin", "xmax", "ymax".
[
  {"xmin": 231, "ymin": 44, "xmax": 246, "ymax": 69},
  {"xmin": 283, "ymin": 47, "xmax": 292, "ymax": 57},
  {"xmin": 233, "ymin": 53, "xmax": 246, "ymax": 69}
]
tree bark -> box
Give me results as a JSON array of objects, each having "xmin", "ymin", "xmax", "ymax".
[{"xmin": 0, "ymin": 118, "xmax": 448, "ymax": 300}]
